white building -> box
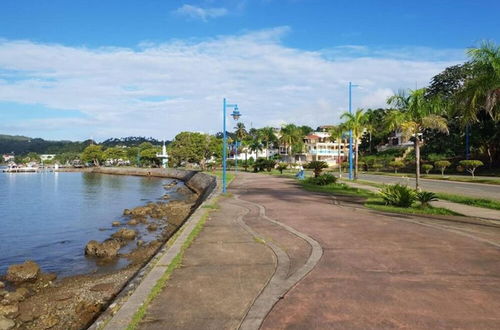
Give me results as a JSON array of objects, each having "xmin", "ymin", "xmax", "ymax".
[
  {"xmin": 304, "ymin": 132, "xmax": 348, "ymax": 166},
  {"xmin": 40, "ymin": 154, "xmax": 56, "ymax": 161}
]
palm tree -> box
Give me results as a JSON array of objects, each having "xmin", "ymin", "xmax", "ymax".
[
  {"xmin": 258, "ymin": 126, "xmax": 277, "ymax": 159},
  {"xmin": 387, "ymin": 88, "xmax": 448, "ymax": 190},
  {"xmin": 456, "ymin": 41, "xmax": 500, "ymax": 122},
  {"xmin": 233, "ymin": 122, "xmax": 247, "ymax": 164},
  {"xmin": 363, "ymin": 109, "xmax": 376, "ymax": 153},
  {"xmin": 248, "ymin": 138, "xmax": 263, "ymax": 157},
  {"xmin": 279, "ymin": 124, "xmax": 302, "ymax": 163},
  {"xmin": 234, "ymin": 122, "xmax": 247, "ymax": 141},
  {"xmin": 340, "ymin": 109, "xmax": 366, "ymax": 179},
  {"xmin": 328, "ymin": 125, "xmax": 346, "ymax": 177}
]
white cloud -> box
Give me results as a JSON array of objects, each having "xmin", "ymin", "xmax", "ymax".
[
  {"xmin": 0, "ymin": 28, "xmax": 464, "ymax": 140},
  {"xmin": 174, "ymin": 4, "xmax": 228, "ymax": 21}
]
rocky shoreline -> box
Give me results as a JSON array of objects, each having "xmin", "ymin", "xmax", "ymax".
[{"xmin": 0, "ymin": 169, "xmax": 216, "ymax": 330}]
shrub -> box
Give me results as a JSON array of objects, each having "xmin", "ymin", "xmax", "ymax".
[
  {"xmin": 276, "ymin": 163, "xmax": 288, "ymax": 174},
  {"xmin": 434, "ymin": 160, "xmax": 451, "ymax": 177},
  {"xmin": 416, "ymin": 191, "xmax": 438, "ymax": 207},
  {"xmin": 422, "ymin": 164, "xmax": 433, "ymax": 175},
  {"xmin": 253, "ymin": 158, "xmax": 277, "ymax": 172},
  {"xmin": 305, "ymin": 161, "xmax": 329, "ymax": 177},
  {"xmin": 458, "ymin": 160, "xmax": 484, "ymax": 178},
  {"xmin": 371, "ymin": 163, "xmax": 383, "ymax": 171},
  {"xmin": 305, "ymin": 173, "xmax": 337, "ymax": 186},
  {"xmin": 379, "ymin": 184, "xmax": 416, "ymax": 208},
  {"xmin": 253, "ymin": 158, "xmax": 267, "ymax": 172},
  {"xmin": 265, "ymin": 159, "xmax": 277, "ymax": 172},
  {"xmin": 388, "ymin": 160, "xmax": 405, "ymax": 173}
]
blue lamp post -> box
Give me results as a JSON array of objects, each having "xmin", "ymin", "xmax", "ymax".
[
  {"xmin": 348, "ymin": 82, "xmax": 359, "ymax": 180},
  {"xmin": 222, "ymin": 98, "xmax": 241, "ymax": 193}
]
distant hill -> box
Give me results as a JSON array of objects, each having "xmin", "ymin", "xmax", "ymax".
[{"xmin": 0, "ymin": 134, "xmax": 168, "ymax": 155}]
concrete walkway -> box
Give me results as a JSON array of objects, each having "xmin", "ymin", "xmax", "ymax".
[
  {"xmin": 135, "ymin": 172, "xmax": 500, "ymax": 329},
  {"xmin": 344, "ymin": 180, "xmax": 500, "ymax": 221}
]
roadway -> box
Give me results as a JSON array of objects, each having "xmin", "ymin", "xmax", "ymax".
[{"xmin": 358, "ymin": 173, "xmax": 500, "ymax": 200}]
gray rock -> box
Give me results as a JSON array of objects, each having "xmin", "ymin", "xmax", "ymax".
[
  {"xmin": 6, "ymin": 261, "xmax": 40, "ymax": 283},
  {"xmin": 112, "ymin": 228, "xmax": 137, "ymax": 240},
  {"xmin": 0, "ymin": 304, "xmax": 18, "ymax": 318},
  {"xmin": 84, "ymin": 239, "xmax": 121, "ymax": 258},
  {"xmin": 0, "ymin": 316, "xmax": 15, "ymax": 330}
]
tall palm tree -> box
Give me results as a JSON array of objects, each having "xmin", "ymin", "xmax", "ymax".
[
  {"xmin": 233, "ymin": 122, "xmax": 247, "ymax": 163},
  {"xmin": 363, "ymin": 109, "xmax": 376, "ymax": 153},
  {"xmin": 234, "ymin": 122, "xmax": 248, "ymax": 141},
  {"xmin": 340, "ymin": 109, "xmax": 366, "ymax": 180},
  {"xmin": 456, "ymin": 41, "xmax": 500, "ymax": 122},
  {"xmin": 258, "ymin": 126, "xmax": 277, "ymax": 159},
  {"xmin": 387, "ymin": 88, "xmax": 448, "ymax": 190},
  {"xmin": 248, "ymin": 138, "xmax": 263, "ymax": 157},
  {"xmin": 279, "ymin": 124, "xmax": 302, "ymax": 163},
  {"xmin": 328, "ymin": 125, "xmax": 346, "ymax": 177}
]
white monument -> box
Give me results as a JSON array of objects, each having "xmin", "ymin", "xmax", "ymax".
[{"xmin": 156, "ymin": 141, "xmax": 169, "ymax": 168}]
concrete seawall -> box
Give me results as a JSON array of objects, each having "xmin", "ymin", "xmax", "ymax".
[{"xmin": 91, "ymin": 167, "xmax": 216, "ymax": 207}]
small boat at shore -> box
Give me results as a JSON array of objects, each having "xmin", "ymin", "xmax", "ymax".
[{"xmin": 2, "ymin": 164, "xmax": 39, "ymax": 173}]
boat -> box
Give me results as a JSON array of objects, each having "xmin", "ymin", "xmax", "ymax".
[{"xmin": 2, "ymin": 163, "xmax": 39, "ymax": 173}]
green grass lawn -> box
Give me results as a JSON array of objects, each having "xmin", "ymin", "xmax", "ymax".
[
  {"xmin": 299, "ymin": 181, "xmax": 377, "ymax": 198},
  {"xmin": 364, "ymin": 198, "xmax": 461, "ymax": 216},
  {"xmin": 368, "ymin": 171, "xmax": 500, "ymax": 185},
  {"xmin": 434, "ymin": 193, "xmax": 500, "ymax": 211},
  {"xmin": 351, "ymin": 179, "xmax": 500, "ymax": 211},
  {"xmin": 299, "ymin": 180, "xmax": 461, "ymax": 217}
]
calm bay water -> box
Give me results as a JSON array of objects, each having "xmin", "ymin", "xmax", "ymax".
[{"xmin": 0, "ymin": 172, "xmax": 175, "ymax": 277}]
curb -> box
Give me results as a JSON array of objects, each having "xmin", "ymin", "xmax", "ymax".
[{"xmin": 89, "ymin": 183, "xmax": 221, "ymax": 330}]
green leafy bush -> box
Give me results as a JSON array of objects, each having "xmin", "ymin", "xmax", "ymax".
[
  {"xmin": 434, "ymin": 160, "xmax": 451, "ymax": 176},
  {"xmin": 388, "ymin": 160, "xmax": 405, "ymax": 173},
  {"xmin": 379, "ymin": 184, "xmax": 416, "ymax": 208},
  {"xmin": 422, "ymin": 164, "xmax": 433, "ymax": 174},
  {"xmin": 305, "ymin": 161, "xmax": 329, "ymax": 177},
  {"xmin": 459, "ymin": 160, "xmax": 484, "ymax": 178},
  {"xmin": 416, "ymin": 191, "xmax": 438, "ymax": 207},
  {"xmin": 276, "ymin": 163, "xmax": 288, "ymax": 174},
  {"xmin": 305, "ymin": 173, "xmax": 337, "ymax": 186},
  {"xmin": 371, "ymin": 163, "xmax": 383, "ymax": 171},
  {"xmin": 253, "ymin": 158, "xmax": 276, "ymax": 172}
]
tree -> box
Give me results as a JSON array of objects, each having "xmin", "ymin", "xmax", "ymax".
[
  {"xmin": 422, "ymin": 164, "xmax": 433, "ymax": 175},
  {"xmin": 140, "ymin": 147, "xmax": 161, "ymax": 166},
  {"xmin": 276, "ymin": 163, "xmax": 288, "ymax": 174},
  {"xmin": 234, "ymin": 122, "xmax": 247, "ymax": 141},
  {"xmin": 167, "ymin": 132, "xmax": 220, "ymax": 169},
  {"xmin": 340, "ymin": 108, "xmax": 366, "ymax": 179},
  {"xmin": 248, "ymin": 138, "xmax": 263, "ymax": 157},
  {"xmin": 279, "ymin": 124, "xmax": 303, "ymax": 162},
  {"xmin": 459, "ymin": 160, "xmax": 484, "ymax": 178},
  {"xmin": 328, "ymin": 125, "xmax": 346, "ymax": 177},
  {"xmin": 434, "ymin": 160, "xmax": 451, "ymax": 177},
  {"xmin": 81, "ymin": 145, "xmax": 104, "ymax": 166},
  {"xmin": 104, "ymin": 147, "xmax": 126, "ymax": 163},
  {"xmin": 387, "ymin": 89, "xmax": 449, "ymax": 190},
  {"xmin": 388, "ymin": 160, "xmax": 404, "ymax": 174},
  {"xmin": 25, "ymin": 152, "xmax": 41, "ymax": 163},
  {"xmin": 456, "ymin": 41, "xmax": 500, "ymax": 122},
  {"xmin": 258, "ymin": 127, "xmax": 277, "ymax": 159},
  {"xmin": 306, "ymin": 161, "xmax": 328, "ymax": 178}
]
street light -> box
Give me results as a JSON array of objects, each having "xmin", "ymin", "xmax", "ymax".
[
  {"xmin": 222, "ymin": 98, "xmax": 241, "ymax": 193},
  {"xmin": 348, "ymin": 82, "xmax": 359, "ymax": 180}
]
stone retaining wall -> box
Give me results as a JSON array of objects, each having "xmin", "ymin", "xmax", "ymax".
[{"xmin": 91, "ymin": 167, "xmax": 216, "ymax": 206}]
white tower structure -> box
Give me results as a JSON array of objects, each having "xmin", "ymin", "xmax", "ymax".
[{"xmin": 157, "ymin": 141, "xmax": 169, "ymax": 168}]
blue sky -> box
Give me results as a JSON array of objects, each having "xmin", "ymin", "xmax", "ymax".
[{"xmin": 0, "ymin": 0, "xmax": 498, "ymax": 140}]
